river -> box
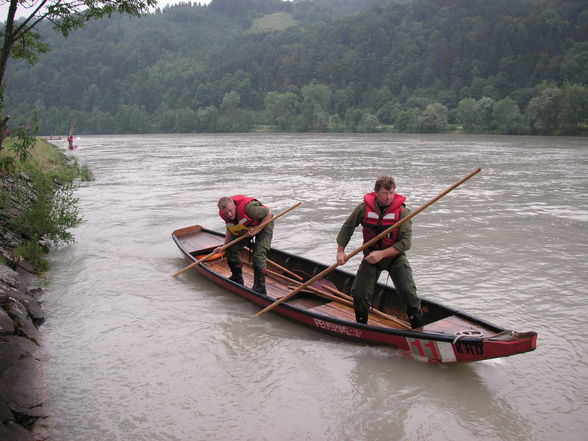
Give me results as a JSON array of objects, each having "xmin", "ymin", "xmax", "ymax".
[{"xmin": 42, "ymin": 133, "xmax": 587, "ymax": 441}]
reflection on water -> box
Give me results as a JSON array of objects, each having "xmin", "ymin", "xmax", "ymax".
[{"xmin": 43, "ymin": 133, "xmax": 588, "ymax": 441}]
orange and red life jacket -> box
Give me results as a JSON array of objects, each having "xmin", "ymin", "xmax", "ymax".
[
  {"xmin": 219, "ymin": 195, "xmax": 264, "ymax": 236},
  {"xmin": 361, "ymin": 192, "xmax": 406, "ymax": 254}
]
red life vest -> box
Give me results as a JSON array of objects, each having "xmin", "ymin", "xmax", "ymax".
[
  {"xmin": 219, "ymin": 195, "xmax": 263, "ymax": 236},
  {"xmin": 361, "ymin": 192, "xmax": 406, "ymax": 254}
]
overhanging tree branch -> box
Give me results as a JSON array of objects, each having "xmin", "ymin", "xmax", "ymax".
[{"xmin": 0, "ymin": 0, "xmax": 157, "ymax": 149}]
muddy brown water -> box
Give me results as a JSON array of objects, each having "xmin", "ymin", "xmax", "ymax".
[{"xmin": 42, "ymin": 133, "xmax": 587, "ymax": 441}]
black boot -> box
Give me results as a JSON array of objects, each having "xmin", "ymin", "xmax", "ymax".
[
  {"xmin": 407, "ymin": 307, "xmax": 423, "ymax": 329},
  {"xmin": 252, "ymin": 266, "xmax": 266, "ymax": 294},
  {"xmin": 353, "ymin": 298, "xmax": 368, "ymax": 324},
  {"xmin": 355, "ymin": 313, "xmax": 368, "ymax": 324},
  {"xmin": 228, "ymin": 262, "xmax": 243, "ymax": 285}
]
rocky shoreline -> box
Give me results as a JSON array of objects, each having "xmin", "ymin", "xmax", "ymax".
[{"xmin": 1, "ymin": 174, "xmax": 48, "ymax": 441}]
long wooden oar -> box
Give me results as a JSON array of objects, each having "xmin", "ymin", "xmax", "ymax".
[
  {"xmin": 267, "ymin": 259, "xmax": 304, "ymax": 281},
  {"xmin": 319, "ymin": 284, "xmax": 411, "ymax": 329},
  {"xmin": 268, "ymin": 268, "xmax": 410, "ymax": 328},
  {"xmin": 171, "ymin": 201, "xmax": 302, "ymax": 277},
  {"xmin": 255, "ymin": 168, "xmax": 481, "ymax": 317},
  {"xmin": 267, "ymin": 269, "xmax": 411, "ymax": 329},
  {"xmin": 245, "ymin": 247, "xmax": 304, "ymax": 281}
]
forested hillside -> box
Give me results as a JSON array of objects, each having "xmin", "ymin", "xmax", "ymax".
[{"xmin": 5, "ymin": 0, "xmax": 588, "ymax": 135}]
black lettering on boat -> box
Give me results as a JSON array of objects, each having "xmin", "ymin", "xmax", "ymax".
[{"xmin": 455, "ymin": 340, "xmax": 484, "ymax": 355}]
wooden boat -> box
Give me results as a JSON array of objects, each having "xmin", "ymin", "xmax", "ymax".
[{"xmin": 172, "ymin": 225, "xmax": 537, "ymax": 363}]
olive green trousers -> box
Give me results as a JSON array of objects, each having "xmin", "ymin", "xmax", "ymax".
[
  {"xmin": 225, "ymin": 223, "xmax": 274, "ymax": 269},
  {"xmin": 351, "ymin": 253, "xmax": 420, "ymax": 322}
]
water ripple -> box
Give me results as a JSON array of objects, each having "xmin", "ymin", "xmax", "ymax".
[{"xmin": 43, "ymin": 134, "xmax": 588, "ymax": 441}]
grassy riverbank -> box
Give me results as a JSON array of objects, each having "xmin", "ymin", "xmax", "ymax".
[
  {"xmin": 1, "ymin": 137, "xmax": 91, "ymax": 181},
  {"xmin": 0, "ymin": 137, "xmax": 87, "ymax": 271},
  {"xmin": 0, "ymin": 137, "xmax": 88, "ymax": 440}
]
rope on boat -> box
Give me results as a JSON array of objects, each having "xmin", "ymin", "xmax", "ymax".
[
  {"xmin": 484, "ymin": 330, "xmax": 514, "ymax": 340},
  {"xmin": 453, "ymin": 330, "xmax": 484, "ymax": 344},
  {"xmin": 452, "ymin": 329, "xmax": 514, "ymax": 344}
]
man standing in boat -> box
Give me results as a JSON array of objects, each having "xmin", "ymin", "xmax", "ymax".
[
  {"xmin": 214, "ymin": 195, "xmax": 273, "ymax": 294},
  {"xmin": 336, "ymin": 176, "xmax": 423, "ymax": 328}
]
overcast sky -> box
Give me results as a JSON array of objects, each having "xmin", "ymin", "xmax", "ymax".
[{"xmin": 1, "ymin": 0, "xmax": 213, "ymax": 20}]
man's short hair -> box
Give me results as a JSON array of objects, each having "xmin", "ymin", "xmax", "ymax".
[
  {"xmin": 217, "ymin": 196, "xmax": 234, "ymax": 209},
  {"xmin": 374, "ymin": 176, "xmax": 396, "ymax": 191}
]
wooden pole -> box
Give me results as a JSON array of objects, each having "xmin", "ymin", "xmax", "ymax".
[
  {"xmin": 266, "ymin": 259, "xmax": 304, "ymax": 281},
  {"xmin": 272, "ymin": 271, "xmax": 411, "ymax": 329},
  {"xmin": 171, "ymin": 201, "xmax": 302, "ymax": 277},
  {"xmin": 320, "ymin": 284, "xmax": 410, "ymax": 329},
  {"xmin": 246, "ymin": 250, "xmax": 304, "ymax": 281},
  {"xmin": 255, "ymin": 168, "xmax": 481, "ymax": 317},
  {"xmin": 320, "ymin": 284, "xmax": 353, "ymax": 302}
]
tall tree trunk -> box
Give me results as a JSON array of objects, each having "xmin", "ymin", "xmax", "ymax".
[{"xmin": 0, "ymin": 0, "xmax": 19, "ymax": 150}]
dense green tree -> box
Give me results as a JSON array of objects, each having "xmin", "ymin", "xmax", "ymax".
[
  {"xmin": 301, "ymin": 83, "xmax": 332, "ymax": 110},
  {"xmin": 0, "ymin": 0, "xmax": 156, "ymax": 148},
  {"xmin": 395, "ymin": 108, "xmax": 420, "ymax": 133},
  {"xmin": 297, "ymin": 100, "xmax": 330, "ymax": 131},
  {"xmin": 91, "ymin": 110, "xmax": 117, "ymax": 134},
  {"xmin": 376, "ymin": 100, "xmax": 401, "ymax": 125},
  {"xmin": 175, "ymin": 107, "xmax": 196, "ymax": 133},
  {"xmin": 332, "ymin": 86, "xmax": 358, "ymax": 118},
  {"xmin": 417, "ymin": 103, "xmax": 448, "ymax": 133},
  {"xmin": 296, "ymin": 82, "xmax": 332, "ymax": 130},
  {"xmin": 366, "ymin": 86, "xmax": 393, "ymax": 113},
  {"xmin": 559, "ymin": 84, "xmax": 588, "ymax": 133},
  {"xmin": 328, "ymin": 113, "xmax": 344, "ymax": 131},
  {"xmin": 526, "ymin": 86, "xmax": 563, "ymax": 134},
  {"xmin": 560, "ymin": 43, "xmax": 588, "ymax": 83},
  {"xmin": 473, "ymin": 97, "xmax": 496, "ymax": 132},
  {"xmin": 3, "ymin": 0, "xmax": 588, "ymax": 136},
  {"xmin": 357, "ymin": 113, "xmax": 379, "ymax": 133},
  {"xmin": 493, "ymin": 97, "xmax": 526, "ymax": 134},
  {"xmin": 292, "ymin": 0, "xmax": 333, "ymax": 25},
  {"xmin": 264, "ymin": 91, "xmax": 298, "ymax": 129},
  {"xmin": 194, "ymin": 105, "xmax": 220, "ymax": 132},
  {"xmin": 457, "ymin": 98, "xmax": 478, "ymax": 133},
  {"xmin": 221, "ymin": 91, "xmax": 241, "ymax": 115},
  {"xmin": 344, "ymin": 108, "xmax": 364, "ymax": 132},
  {"xmin": 152, "ymin": 103, "xmax": 177, "ymax": 133}
]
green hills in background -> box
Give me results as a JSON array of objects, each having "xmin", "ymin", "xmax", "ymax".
[{"xmin": 5, "ymin": 0, "xmax": 588, "ymax": 136}]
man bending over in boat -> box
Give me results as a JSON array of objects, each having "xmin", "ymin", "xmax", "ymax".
[
  {"xmin": 214, "ymin": 195, "xmax": 273, "ymax": 294},
  {"xmin": 335, "ymin": 176, "xmax": 423, "ymax": 328}
]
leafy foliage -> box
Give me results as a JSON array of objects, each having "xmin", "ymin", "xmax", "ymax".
[
  {"xmin": 1, "ymin": 134, "xmax": 87, "ymax": 271},
  {"xmin": 4, "ymin": 142, "xmax": 84, "ymax": 272},
  {"xmin": 0, "ymin": 113, "xmax": 39, "ymax": 172},
  {"xmin": 3, "ymin": 0, "xmax": 588, "ymax": 135},
  {"xmin": 0, "ymin": 0, "xmax": 158, "ymax": 150},
  {"xmin": 10, "ymin": 174, "xmax": 81, "ymax": 245}
]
